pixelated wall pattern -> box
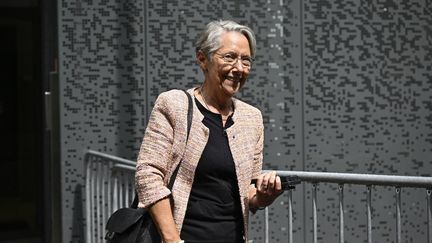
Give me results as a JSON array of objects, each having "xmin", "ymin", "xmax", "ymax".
[
  {"xmin": 303, "ymin": 1, "xmax": 432, "ymax": 242},
  {"xmin": 58, "ymin": 0, "xmax": 432, "ymax": 242},
  {"xmin": 59, "ymin": 0, "xmax": 147, "ymax": 241}
]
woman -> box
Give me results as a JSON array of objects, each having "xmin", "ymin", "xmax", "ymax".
[{"xmin": 135, "ymin": 20, "xmax": 283, "ymax": 243}]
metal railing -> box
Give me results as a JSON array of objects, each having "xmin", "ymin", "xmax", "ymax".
[
  {"xmin": 267, "ymin": 171, "xmax": 432, "ymax": 243},
  {"xmin": 84, "ymin": 150, "xmax": 136, "ymax": 243},
  {"xmin": 84, "ymin": 150, "xmax": 432, "ymax": 243}
]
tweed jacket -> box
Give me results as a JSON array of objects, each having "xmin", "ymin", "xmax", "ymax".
[{"xmin": 135, "ymin": 88, "xmax": 264, "ymax": 241}]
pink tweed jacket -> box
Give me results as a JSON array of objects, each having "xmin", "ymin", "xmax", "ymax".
[{"xmin": 135, "ymin": 88, "xmax": 264, "ymax": 241}]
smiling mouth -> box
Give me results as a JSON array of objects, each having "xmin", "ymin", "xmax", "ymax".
[{"xmin": 225, "ymin": 75, "xmax": 242, "ymax": 82}]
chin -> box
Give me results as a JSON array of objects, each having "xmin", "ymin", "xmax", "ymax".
[
  {"xmin": 222, "ymin": 81, "xmax": 241, "ymax": 93},
  {"xmin": 223, "ymin": 86, "xmax": 240, "ymax": 97}
]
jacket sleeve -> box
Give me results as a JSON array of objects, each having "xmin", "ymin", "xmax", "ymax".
[
  {"xmin": 252, "ymin": 112, "xmax": 264, "ymax": 179},
  {"xmin": 135, "ymin": 92, "xmax": 177, "ymax": 208}
]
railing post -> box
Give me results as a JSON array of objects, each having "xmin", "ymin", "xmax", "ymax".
[
  {"xmin": 113, "ymin": 173, "xmax": 119, "ymax": 212},
  {"xmin": 288, "ymin": 189, "xmax": 293, "ymax": 243},
  {"xmin": 123, "ymin": 172, "xmax": 129, "ymax": 207},
  {"xmin": 395, "ymin": 187, "xmax": 401, "ymax": 243},
  {"xmin": 264, "ymin": 206, "xmax": 269, "ymax": 243},
  {"xmin": 427, "ymin": 189, "xmax": 431, "ymax": 243},
  {"xmin": 106, "ymin": 162, "xmax": 112, "ymax": 237},
  {"xmin": 118, "ymin": 173, "xmax": 124, "ymax": 208},
  {"xmin": 96, "ymin": 161, "xmax": 102, "ymax": 243},
  {"xmin": 339, "ymin": 184, "xmax": 344, "ymax": 243},
  {"xmin": 85, "ymin": 156, "xmax": 92, "ymax": 243},
  {"xmin": 90, "ymin": 160, "xmax": 96, "ymax": 243},
  {"xmin": 312, "ymin": 183, "xmax": 318, "ymax": 243},
  {"xmin": 100, "ymin": 162, "xmax": 108, "ymax": 243},
  {"xmin": 367, "ymin": 185, "xmax": 372, "ymax": 243}
]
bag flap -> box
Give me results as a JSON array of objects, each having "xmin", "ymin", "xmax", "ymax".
[{"xmin": 106, "ymin": 207, "xmax": 147, "ymax": 233}]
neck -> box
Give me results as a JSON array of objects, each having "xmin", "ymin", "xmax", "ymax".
[{"xmin": 199, "ymin": 84, "xmax": 232, "ymax": 115}]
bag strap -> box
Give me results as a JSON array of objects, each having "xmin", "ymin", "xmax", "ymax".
[
  {"xmin": 167, "ymin": 90, "xmax": 192, "ymax": 189},
  {"xmin": 131, "ymin": 90, "xmax": 193, "ymax": 208},
  {"xmin": 183, "ymin": 89, "xmax": 193, "ymax": 141}
]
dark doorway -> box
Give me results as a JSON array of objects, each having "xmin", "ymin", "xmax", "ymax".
[{"xmin": 0, "ymin": 1, "xmax": 58, "ymax": 242}]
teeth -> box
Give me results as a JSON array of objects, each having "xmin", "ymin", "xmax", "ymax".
[{"xmin": 226, "ymin": 76, "xmax": 240, "ymax": 81}]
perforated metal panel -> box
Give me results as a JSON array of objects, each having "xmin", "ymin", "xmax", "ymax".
[{"xmin": 59, "ymin": 0, "xmax": 432, "ymax": 242}]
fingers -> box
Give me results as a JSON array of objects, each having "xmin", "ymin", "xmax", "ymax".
[
  {"xmin": 256, "ymin": 171, "xmax": 282, "ymax": 193},
  {"xmin": 256, "ymin": 172, "xmax": 269, "ymax": 193},
  {"xmin": 265, "ymin": 171, "xmax": 276, "ymax": 191},
  {"xmin": 253, "ymin": 171, "xmax": 284, "ymax": 209},
  {"xmin": 275, "ymin": 175, "xmax": 282, "ymax": 191}
]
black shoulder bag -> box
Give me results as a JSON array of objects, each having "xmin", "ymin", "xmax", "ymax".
[{"xmin": 105, "ymin": 90, "xmax": 193, "ymax": 243}]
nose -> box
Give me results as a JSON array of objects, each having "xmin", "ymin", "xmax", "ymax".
[{"xmin": 232, "ymin": 58, "xmax": 244, "ymax": 71}]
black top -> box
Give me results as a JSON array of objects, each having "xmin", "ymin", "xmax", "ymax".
[{"xmin": 180, "ymin": 98, "xmax": 244, "ymax": 243}]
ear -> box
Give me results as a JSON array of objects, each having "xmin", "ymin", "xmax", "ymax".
[{"xmin": 196, "ymin": 50, "xmax": 208, "ymax": 72}]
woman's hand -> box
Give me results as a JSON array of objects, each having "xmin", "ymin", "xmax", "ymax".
[{"xmin": 250, "ymin": 171, "xmax": 284, "ymax": 209}]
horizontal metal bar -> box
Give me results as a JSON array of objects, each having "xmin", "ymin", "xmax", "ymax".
[
  {"xmin": 274, "ymin": 170, "xmax": 432, "ymax": 188},
  {"xmin": 85, "ymin": 150, "xmax": 136, "ymax": 167},
  {"xmin": 85, "ymin": 150, "xmax": 432, "ymax": 188},
  {"xmin": 112, "ymin": 163, "xmax": 136, "ymax": 172}
]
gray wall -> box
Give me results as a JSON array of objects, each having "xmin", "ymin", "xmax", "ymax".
[{"xmin": 58, "ymin": 0, "xmax": 432, "ymax": 242}]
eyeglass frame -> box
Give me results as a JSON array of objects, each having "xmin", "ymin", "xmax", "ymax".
[{"xmin": 213, "ymin": 51, "xmax": 254, "ymax": 68}]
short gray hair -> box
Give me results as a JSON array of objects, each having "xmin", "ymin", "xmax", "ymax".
[{"xmin": 195, "ymin": 20, "xmax": 256, "ymax": 60}]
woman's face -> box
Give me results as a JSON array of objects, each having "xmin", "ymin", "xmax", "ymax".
[{"xmin": 199, "ymin": 31, "xmax": 252, "ymax": 98}]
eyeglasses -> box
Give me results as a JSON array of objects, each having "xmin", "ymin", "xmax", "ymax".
[{"xmin": 214, "ymin": 52, "xmax": 253, "ymax": 68}]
